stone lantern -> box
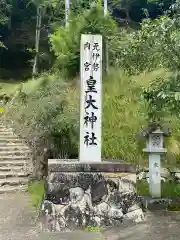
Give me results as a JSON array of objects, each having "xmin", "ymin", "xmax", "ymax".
[{"xmin": 140, "ymin": 123, "xmax": 171, "ymax": 198}]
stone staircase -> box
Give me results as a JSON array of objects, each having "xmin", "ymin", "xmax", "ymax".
[{"xmin": 0, "ymin": 124, "xmax": 32, "ymax": 193}]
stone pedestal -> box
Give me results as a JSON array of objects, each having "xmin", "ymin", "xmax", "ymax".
[{"xmin": 40, "ymin": 160, "xmax": 144, "ymax": 232}]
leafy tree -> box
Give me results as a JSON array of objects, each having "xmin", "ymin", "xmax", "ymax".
[
  {"xmin": 141, "ymin": 1, "xmax": 180, "ymax": 122},
  {"xmin": 50, "ymin": 5, "xmax": 118, "ymax": 77},
  {"xmin": 142, "ymin": 74, "xmax": 180, "ymax": 123},
  {"xmin": 0, "ymin": 0, "xmax": 178, "ymax": 78},
  {"xmin": 0, "ymin": 1, "xmax": 8, "ymax": 24},
  {"xmin": 0, "ymin": 0, "xmax": 12, "ymax": 47}
]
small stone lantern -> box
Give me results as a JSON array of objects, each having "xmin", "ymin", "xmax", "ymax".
[{"xmin": 140, "ymin": 123, "xmax": 171, "ymax": 198}]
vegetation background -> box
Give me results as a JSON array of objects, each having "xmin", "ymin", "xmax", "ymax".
[{"xmin": 1, "ymin": 0, "xmax": 180, "ymax": 169}]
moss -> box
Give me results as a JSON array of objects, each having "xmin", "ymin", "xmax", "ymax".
[{"xmin": 85, "ymin": 226, "xmax": 102, "ymax": 232}]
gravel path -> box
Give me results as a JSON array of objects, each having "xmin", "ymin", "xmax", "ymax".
[
  {"xmin": 0, "ymin": 193, "xmax": 180, "ymax": 240},
  {"xmin": 0, "ymin": 192, "xmax": 39, "ymax": 240},
  {"xmin": 103, "ymin": 210, "xmax": 180, "ymax": 240},
  {"xmin": 0, "ymin": 192, "xmax": 102, "ymax": 240}
]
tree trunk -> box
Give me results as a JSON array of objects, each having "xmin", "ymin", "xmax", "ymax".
[
  {"xmin": 32, "ymin": 7, "xmax": 42, "ymax": 78},
  {"xmin": 8, "ymin": 16, "xmax": 11, "ymax": 30}
]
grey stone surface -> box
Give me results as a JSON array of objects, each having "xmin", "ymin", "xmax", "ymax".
[
  {"xmin": 42, "ymin": 171, "xmax": 143, "ymax": 231},
  {"xmin": 48, "ymin": 160, "xmax": 136, "ymax": 173}
]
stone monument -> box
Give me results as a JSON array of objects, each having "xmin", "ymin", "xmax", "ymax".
[
  {"xmin": 80, "ymin": 34, "xmax": 102, "ymax": 162},
  {"xmin": 40, "ymin": 34, "xmax": 144, "ymax": 232},
  {"xmin": 141, "ymin": 123, "xmax": 171, "ymax": 198}
]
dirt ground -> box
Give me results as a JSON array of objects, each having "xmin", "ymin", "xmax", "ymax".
[
  {"xmin": 103, "ymin": 210, "xmax": 180, "ymax": 240},
  {"xmin": 0, "ymin": 192, "xmax": 180, "ymax": 240}
]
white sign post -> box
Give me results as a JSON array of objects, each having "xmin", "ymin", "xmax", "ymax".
[{"xmin": 79, "ymin": 34, "xmax": 102, "ymax": 162}]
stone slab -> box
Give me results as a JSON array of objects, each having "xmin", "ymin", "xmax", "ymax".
[
  {"xmin": 40, "ymin": 160, "xmax": 143, "ymax": 232},
  {"xmin": 48, "ymin": 160, "xmax": 136, "ymax": 173},
  {"xmin": 40, "ymin": 170, "xmax": 144, "ymax": 232},
  {"xmin": 47, "ymin": 172, "xmax": 136, "ymax": 195}
]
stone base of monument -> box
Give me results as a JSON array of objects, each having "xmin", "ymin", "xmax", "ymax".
[{"xmin": 40, "ymin": 160, "xmax": 144, "ymax": 232}]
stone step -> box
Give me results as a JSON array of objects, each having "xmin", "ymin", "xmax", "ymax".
[
  {"xmin": 0, "ymin": 146, "xmax": 30, "ymax": 151},
  {"xmin": 0, "ymin": 143, "xmax": 29, "ymax": 148},
  {"xmin": 0, "ymin": 128, "xmax": 14, "ymax": 132},
  {"xmin": 0, "ymin": 138, "xmax": 24, "ymax": 144},
  {"xmin": 0, "ymin": 177, "xmax": 29, "ymax": 186},
  {"xmin": 0, "ymin": 156, "xmax": 31, "ymax": 160},
  {"xmin": 0, "ymin": 171, "xmax": 29, "ymax": 178},
  {"xmin": 0, "ymin": 150, "xmax": 31, "ymax": 155},
  {"xmin": 0, "ymin": 125, "xmax": 12, "ymax": 128},
  {"xmin": 0, "ymin": 134, "xmax": 22, "ymax": 141},
  {"xmin": 0, "ymin": 185, "xmax": 27, "ymax": 194},
  {"xmin": 0, "ymin": 160, "xmax": 28, "ymax": 167},
  {"xmin": 0, "ymin": 166, "xmax": 25, "ymax": 172},
  {"xmin": 0, "ymin": 131, "xmax": 15, "ymax": 135}
]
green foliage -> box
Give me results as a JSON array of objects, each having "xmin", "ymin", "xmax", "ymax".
[
  {"xmin": 4, "ymin": 68, "xmax": 180, "ymax": 164},
  {"xmin": 29, "ymin": 0, "xmax": 52, "ymax": 7},
  {"xmin": 111, "ymin": 2, "xmax": 180, "ymax": 127},
  {"xmin": 3, "ymin": 74, "xmax": 79, "ymax": 158},
  {"xmin": 138, "ymin": 1, "xmax": 180, "ymax": 125},
  {"xmin": 0, "ymin": 0, "xmax": 11, "ymax": 24},
  {"xmin": 28, "ymin": 180, "xmax": 44, "ymax": 210},
  {"xmin": 143, "ymin": 73, "xmax": 180, "ymax": 122},
  {"xmin": 85, "ymin": 226, "xmax": 101, "ymax": 232},
  {"xmin": 102, "ymin": 70, "xmax": 147, "ymax": 162},
  {"xmin": 113, "ymin": 10, "xmax": 180, "ymax": 73},
  {"xmin": 137, "ymin": 180, "xmax": 180, "ymax": 198},
  {"xmin": 50, "ymin": 5, "xmax": 118, "ymax": 77},
  {"xmin": 0, "ymin": 0, "xmax": 176, "ymax": 78},
  {"xmin": 4, "ymin": 68, "xmax": 168, "ymax": 163},
  {"xmin": 0, "ymin": 0, "xmax": 11, "ymax": 47},
  {"xmin": 113, "ymin": 18, "xmax": 164, "ymax": 73},
  {"xmin": 3, "ymin": 0, "xmax": 180, "ymax": 165}
]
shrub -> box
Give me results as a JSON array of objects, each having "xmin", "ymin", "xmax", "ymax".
[
  {"xmin": 4, "ymin": 68, "xmax": 180, "ymax": 165},
  {"xmin": 111, "ymin": 14, "xmax": 180, "ymax": 74},
  {"xmin": 3, "ymin": 74, "xmax": 79, "ymax": 159},
  {"xmin": 50, "ymin": 7, "xmax": 180, "ymax": 77},
  {"xmin": 4, "ymin": 3, "xmax": 180, "ymax": 167}
]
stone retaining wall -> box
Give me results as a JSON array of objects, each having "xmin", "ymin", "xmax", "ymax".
[
  {"xmin": 40, "ymin": 160, "xmax": 144, "ymax": 232},
  {"xmin": 137, "ymin": 167, "xmax": 180, "ymax": 183}
]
